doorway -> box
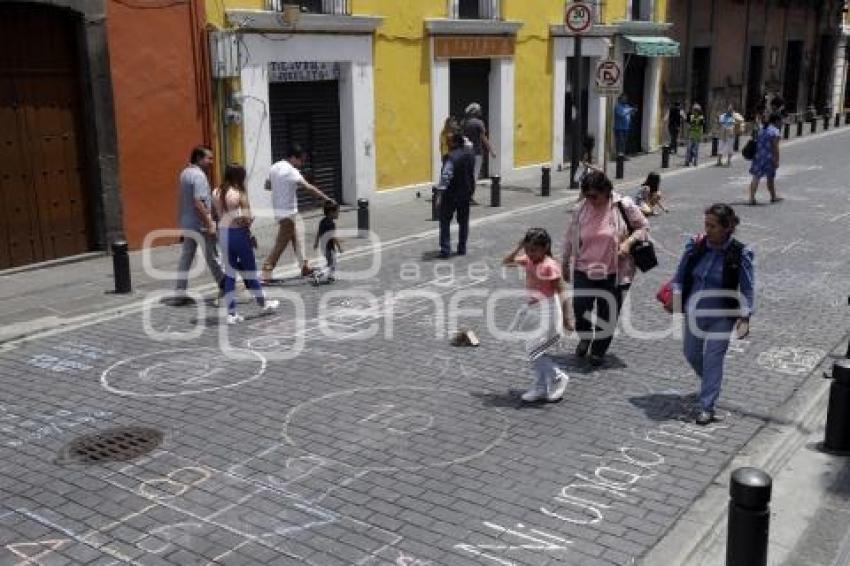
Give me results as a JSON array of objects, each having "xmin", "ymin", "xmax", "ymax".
[
  {"xmin": 623, "ymin": 54, "xmax": 647, "ymax": 154},
  {"xmin": 746, "ymin": 46, "xmax": 764, "ymax": 119},
  {"xmin": 564, "ymin": 57, "xmax": 590, "ymax": 163},
  {"xmin": 450, "ymin": 59, "xmax": 491, "ymax": 174},
  {"xmin": 691, "ymin": 47, "xmax": 711, "ymax": 111},
  {"xmin": 783, "ymin": 41, "xmax": 803, "ymax": 114}
]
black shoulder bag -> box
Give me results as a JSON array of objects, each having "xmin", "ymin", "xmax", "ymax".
[{"xmin": 617, "ymin": 201, "xmax": 658, "ymax": 273}]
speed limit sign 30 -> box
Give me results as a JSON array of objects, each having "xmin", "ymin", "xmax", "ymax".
[{"xmin": 564, "ymin": 2, "xmax": 593, "ymax": 34}]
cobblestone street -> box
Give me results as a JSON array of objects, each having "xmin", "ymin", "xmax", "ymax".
[{"xmin": 1, "ymin": 129, "xmax": 849, "ymax": 565}]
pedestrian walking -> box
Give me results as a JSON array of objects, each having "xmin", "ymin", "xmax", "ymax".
[
  {"xmin": 748, "ymin": 113, "xmax": 783, "ymax": 204},
  {"xmin": 666, "ymin": 204, "xmax": 754, "ymax": 425},
  {"xmin": 685, "ymin": 104, "xmax": 705, "ymax": 166},
  {"xmin": 436, "ymin": 133, "xmax": 476, "ymax": 258},
  {"xmin": 311, "ymin": 201, "xmax": 342, "ymax": 285},
  {"xmin": 462, "ymin": 102, "xmax": 496, "ymax": 198},
  {"xmin": 212, "ymin": 164, "xmax": 279, "ymax": 324},
  {"xmin": 562, "ymin": 170, "xmax": 649, "ymax": 367},
  {"xmin": 717, "ymin": 104, "xmax": 743, "ymax": 167},
  {"xmin": 614, "ymin": 95, "xmax": 637, "ymax": 158},
  {"xmin": 667, "ymin": 101, "xmax": 685, "ymax": 154},
  {"xmin": 172, "ymin": 145, "xmax": 225, "ymax": 305},
  {"xmin": 632, "ymin": 172, "xmax": 668, "ymax": 216},
  {"xmin": 261, "ymin": 144, "xmax": 335, "ymax": 283},
  {"xmin": 573, "ymin": 134, "xmax": 599, "ymax": 188},
  {"xmin": 503, "ymin": 228, "xmax": 573, "ymax": 403}
]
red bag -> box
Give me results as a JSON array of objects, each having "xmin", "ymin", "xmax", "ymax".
[{"xmin": 656, "ymin": 234, "xmax": 705, "ymax": 310}]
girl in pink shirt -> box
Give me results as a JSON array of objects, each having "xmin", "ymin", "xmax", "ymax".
[{"xmin": 504, "ymin": 228, "xmax": 574, "ymax": 403}]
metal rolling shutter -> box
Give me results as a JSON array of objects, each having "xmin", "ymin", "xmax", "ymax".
[{"xmin": 269, "ymin": 80, "xmax": 343, "ymax": 210}]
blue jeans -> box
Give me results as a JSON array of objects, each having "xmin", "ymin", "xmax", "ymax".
[
  {"xmin": 221, "ymin": 227, "xmax": 265, "ymax": 315},
  {"xmin": 683, "ymin": 317, "xmax": 735, "ymax": 412},
  {"xmin": 686, "ymin": 139, "xmax": 700, "ymax": 165},
  {"xmin": 438, "ymin": 194, "xmax": 470, "ymax": 256}
]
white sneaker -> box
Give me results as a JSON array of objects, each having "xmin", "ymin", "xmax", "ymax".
[
  {"xmin": 521, "ymin": 388, "xmax": 546, "ymax": 403},
  {"xmin": 262, "ymin": 299, "xmax": 280, "ymax": 313},
  {"xmin": 226, "ymin": 313, "xmax": 244, "ymax": 325},
  {"xmin": 546, "ymin": 371, "xmax": 569, "ymax": 402}
]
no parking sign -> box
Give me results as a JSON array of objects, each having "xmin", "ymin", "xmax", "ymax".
[{"xmin": 595, "ymin": 59, "xmax": 623, "ymax": 95}]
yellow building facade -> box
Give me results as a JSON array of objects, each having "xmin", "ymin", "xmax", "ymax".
[{"xmin": 205, "ymin": 0, "xmax": 674, "ymax": 206}]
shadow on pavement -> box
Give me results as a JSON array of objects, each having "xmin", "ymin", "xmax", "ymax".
[{"xmin": 628, "ymin": 392, "xmax": 699, "ymax": 422}]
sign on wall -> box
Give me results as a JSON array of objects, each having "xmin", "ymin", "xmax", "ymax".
[
  {"xmin": 269, "ymin": 62, "xmax": 341, "ymax": 83},
  {"xmin": 595, "ymin": 59, "xmax": 623, "ymax": 95},
  {"xmin": 434, "ymin": 36, "xmax": 515, "ymax": 59}
]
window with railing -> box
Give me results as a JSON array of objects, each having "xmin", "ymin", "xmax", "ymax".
[
  {"xmin": 449, "ymin": 0, "xmax": 500, "ymax": 19},
  {"xmin": 628, "ymin": 0, "xmax": 654, "ymax": 21}
]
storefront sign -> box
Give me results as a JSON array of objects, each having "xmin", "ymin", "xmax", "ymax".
[
  {"xmin": 269, "ymin": 62, "xmax": 341, "ymax": 83},
  {"xmin": 434, "ymin": 36, "xmax": 515, "ymax": 59}
]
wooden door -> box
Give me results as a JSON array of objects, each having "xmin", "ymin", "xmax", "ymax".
[{"xmin": 0, "ymin": 4, "xmax": 92, "ymax": 269}]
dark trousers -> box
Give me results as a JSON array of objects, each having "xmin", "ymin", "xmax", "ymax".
[
  {"xmin": 668, "ymin": 126, "xmax": 679, "ymax": 153},
  {"xmin": 222, "ymin": 227, "xmax": 265, "ymax": 314},
  {"xmin": 572, "ymin": 270, "xmax": 631, "ymax": 356},
  {"xmin": 438, "ymin": 194, "xmax": 470, "ymax": 256}
]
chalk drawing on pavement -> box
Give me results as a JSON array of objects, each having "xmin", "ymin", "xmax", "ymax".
[{"xmin": 756, "ymin": 346, "xmax": 825, "ymax": 375}]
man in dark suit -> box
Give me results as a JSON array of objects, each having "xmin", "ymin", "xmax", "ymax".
[{"xmin": 437, "ymin": 133, "xmax": 476, "ymax": 258}]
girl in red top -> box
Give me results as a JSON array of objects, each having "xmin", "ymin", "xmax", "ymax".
[{"xmin": 504, "ymin": 228, "xmax": 574, "ymax": 403}]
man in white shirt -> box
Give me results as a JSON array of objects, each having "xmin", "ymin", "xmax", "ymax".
[{"xmin": 261, "ymin": 144, "xmax": 335, "ymax": 282}]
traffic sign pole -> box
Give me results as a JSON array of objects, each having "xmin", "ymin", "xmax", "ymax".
[{"xmin": 570, "ymin": 36, "xmax": 583, "ymax": 189}]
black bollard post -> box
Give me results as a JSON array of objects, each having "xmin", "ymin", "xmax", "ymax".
[
  {"xmin": 823, "ymin": 360, "xmax": 850, "ymax": 453},
  {"xmin": 431, "ymin": 187, "xmax": 439, "ymax": 221},
  {"xmin": 711, "ymin": 137, "xmax": 719, "ymax": 157},
  {"xmin": 111, "ymin": 240, "xmax": 131, "ymax": 294},
  {"xmin": 357, "ymin": 198, "xmax": 369, "ymax": 238},
  {"xmin": 490, "ymin": 175, "xmax": 501, "ymax": 207},
  {"xmin": 733, "ymin": 134, "xmax": 740, "ymax": 152},
  {"xmin": 726, "ymin": 467, "xmax": 772, "ymax": 566},
  {"xmin": 836, "ymin": 113, "xmax": 841, "ymax": 128},
  {"xmin": 615, "ymin": 154, "xmax": 624, "ymax": 180},
  {"xmin": 845, "ymin": 111, "xmax": 850, "ymax": 125},
  {"xmin": 783, "ymin": 123, "xmax": 790, "ymax": 139},
  {"xmin": 541, "ymin": 165, "xmax": 551, "ymax": 197},
  {"xmin": 661, "ymin": 145, "xmax": 670, "ymax": 169},
  {"xmin": 810, "ymin": 118, "xmax": 817, "ymax": 134},
  {"xmin": 796, "ymin": 120, "xmax": 804, "ymax": 137}
]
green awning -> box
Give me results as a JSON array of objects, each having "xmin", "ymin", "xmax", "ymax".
[{"xmin": 625, "ymin": 35, "xmax": 680, "ymax": 57}]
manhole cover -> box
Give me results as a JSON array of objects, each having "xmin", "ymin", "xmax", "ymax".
[{"xmin": 61, "ymin": 427, "xmax": 162, "ymax": 464}]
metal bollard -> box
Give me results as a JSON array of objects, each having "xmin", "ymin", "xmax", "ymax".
[
  {"xmin": 836, "ymin": 113, "xmax": 841, "ymax": 128},
  {"xmin": 783, "ymin": 123, "xmax": 790, "ymax": 139},
  {"xmin": 357, "ymin": 198, "xmax": 369, "ymax": 238},
  {"xmin": 711, "ymin": 137, "xmax": 719, "ymax": 157},
  {"xmin": 490, "ymin": 175, "xmax": 501, "ymax": 207},
  {"xmin": 541, "ymin": 166, "xmax": 551, "ymax": 197},
  {"xmin": 797, "ymin": 121, "xmax": 804, "ymax": 137},
  {"xmin": 431, "ymin": 187, "xmax": 439, "ymax": 221},
  {"xmin": 810, "ymin": 118, "xmax": 817, "ymax": 134},
  {"xmin": 733, "ymin": 134, "xmax": 740, "ymax": 152},
  {"xmin": 846, "ymin": 111, "xmax": 850, "ymax": 125},
  {"xmin": 661, "ymin": 145, "xmax": 670, "ymax": 169},
  {"xmin": 615, "ymin": 154, "xmax": 624, "ymax": 180},
  {"xmin": 726, "ymin": 467, "xmax": 772, "ymax": 566},
  {"xmin": 111, "ymin": 240, "xmax": 131, "ymax": 294},
  {"xmin": 823, "ymin": 359, "xmax": 850, "ymax": 453}
]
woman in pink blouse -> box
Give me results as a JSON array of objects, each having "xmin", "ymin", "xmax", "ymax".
[{"xmin": 562, "ymin": 171, "xmax": 649, "ymax": 366}]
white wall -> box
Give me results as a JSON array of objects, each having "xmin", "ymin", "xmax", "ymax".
[
  {"xmin": 239, "ymin": 33, "xmax": 376, "ymax": 212},
  {"xmin": 489, "ymin": 57, "xmax": 514, "ymax": 177}
]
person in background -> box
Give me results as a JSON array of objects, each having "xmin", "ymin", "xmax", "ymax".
[
  {"xmin": 667, "ymin": 204, "xmax": 754, "ymax": 425},
  {"xmin": 212, "ymin": 164, "xmax": 279, "ymax": 324},
  {"xmin": 633, "ymin": 172, "xmax": 668, "ymax": 216},
  {"xmin": 717, "ymin": 104, "xmax": 743, "ymax": 167},
  {"xmin": 436, "ymin": 133, "xmax": 476, "ymax": 258},
  {"xmin": 748, "ymin": 113, "xmax": 783, "ymax": 204},
  {"xmin": 667, "ymin": 101, "xmax": 685, "ymax": 154},
  {"xmin": 614, "ymin": 95, "xmax": 638, "ymax": 159},
  {"xmin": 261, "ymin": 143, "xmax": 335, "ymax": 283},
  {"xmin": 172, "ymin": 145, "xmax": 225, "ymax": 306},
  {"xmin": 685, "ymin": 103, "xmax": 705, "ymax": 166},
  {"xmin": 462, "ymin": 102, "xmax": 496, "ymax": 204},
  {"xmin": 439, "ymin": 115, "xmax": 459, "ymax": 164},
  {"xmin": 312, "ymin": 201, "xmax": 342, "ymax": 285}
]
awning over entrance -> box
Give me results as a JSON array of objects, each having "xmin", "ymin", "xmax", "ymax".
[{"xmin": 624, "ymin": 35, "xmax": 680, "ymax": 57}]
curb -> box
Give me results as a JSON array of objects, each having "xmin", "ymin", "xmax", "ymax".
[{"xmin": 639, "ymin": 337, "xmax": 848, "ymax": 566}]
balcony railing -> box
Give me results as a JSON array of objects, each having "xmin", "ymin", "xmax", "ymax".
[
  {"xmin": 449, "ymin": 0, "xmax": 500, "ymax": 20},
  {"xmin": 265, "ymin": 0, "xmax": 348, "ymax": 15}
]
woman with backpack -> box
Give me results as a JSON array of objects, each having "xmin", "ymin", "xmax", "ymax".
[{"xmin": 665, "ymin": 204, "xmax": 755, "ymax": 425}]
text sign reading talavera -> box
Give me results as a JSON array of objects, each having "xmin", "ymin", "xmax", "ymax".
[{"xmin": 269, "ymin": 62, "xmax": 341, "ymax": 83}]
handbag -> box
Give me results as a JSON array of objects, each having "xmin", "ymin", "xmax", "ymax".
[
  {"xmin": 656, "ymin": 279, "xmax": 673, "ymax": 308},
  {"xmin": 741, "ymin": 138, "xmax": 757, "ymax": 160},
  {"xmin": 616, "ymin": 201, "xmax": 658, "ymax": 272}
]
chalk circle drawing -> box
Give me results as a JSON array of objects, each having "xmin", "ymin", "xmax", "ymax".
[
  {"xmin": 282, "ymin": 386, "xmax": 509, "ymax": 472},
  {"xmin": 756, "ymin": 346, "xmax": 825, "ymax": 375},
  {"xmin": 101, "ymin": 348, "xmax": 266, "ymax": 397}
]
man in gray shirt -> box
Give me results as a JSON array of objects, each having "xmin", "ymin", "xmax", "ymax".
[
  {"xmin": 172, "ymin": 145, "xmax": 224, "ymax": 304},
  {"xmin": 462, "ymin": 102, "xmax": 496, "ymax": 204}
]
